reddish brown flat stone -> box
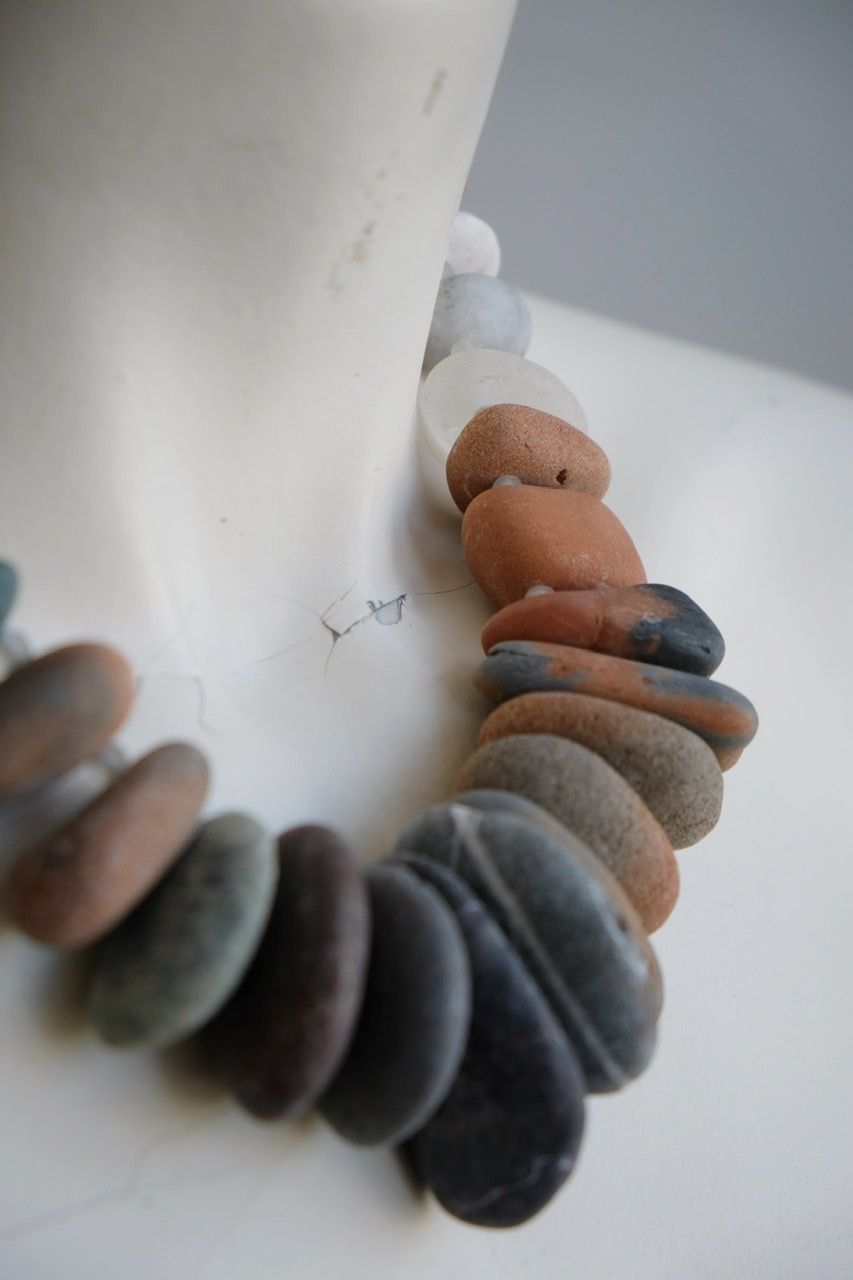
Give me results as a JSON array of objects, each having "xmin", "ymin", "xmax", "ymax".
[
  {"xmin": 462, "ymin": 487, "xmax": 645, "ymax": 607},
  {"xmin": 9, "ymin": 742, "xmax": 209, "ymax": 946},
  {"xmin": 481, "ymin": 583, "xmax": 725, "ymax": 676},
  {"xmin": 445, "ymin": 403, "xmax": 611, "ymax": 512},
  {"xmin": 0, "ymin": 644, "xmax": 135, "ymax": 803}
]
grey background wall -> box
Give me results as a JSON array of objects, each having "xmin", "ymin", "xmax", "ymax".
[{"xmin": 465, "ymin": 0, "xmax": 853, "ymax": 391}]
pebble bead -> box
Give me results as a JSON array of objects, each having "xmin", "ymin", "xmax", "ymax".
[
  {"xmin": 319, "ymin": 864, "xmax": 471, "ymax": 1147},
  {"xmin": 9, "ymin": 743, "xmax": 210, "ymax": 946},
  {"xmin": 446, "ymin": 404, "xmax": 611, "ymax": 512},
  {"xmin": 0, "ymin": 644, "xmax": 135, "ymax": 804},
  {"xmin": 397, "ymin": 856, "xmax": 587, "ymax": 1229},
  {"xmin": 418, "ymin": 348, "xmax": 587, "ymax": 517},
  {"xmin": 462, "ymin": 486, "xmax": 646, "ymax": 607},
  {"xmin": 424, "ymin": 274, "xmax": 532, "ymax": 375},
  {"xmin": 481, "ymin": 582, "xmax": 725, "ymax": 675},
  {"xmin": 204, "ymin": 824, "xmax": 370, "ymax": 1121},
  {"xmin": 456, "ymin": 734, "xmax": 678, "ymax": 932},
  {"xmin": 392, "ymin": 802, "xmax": 661, "ymax": 1093},
  {"xmin": 444, "ymin": 211, "xmax": 501, "ymax": 277},
  {"xmin": 475, "ymin": 640, "xmax": 758, "ymax": 768},
  {"xmin": 89, "ymin": 813, "xmax": 277, "ymax": 1048},
  {"xmin": 0, "ymin": 561, "xmax": 18, "ymax": 628},
  {"xmin": 479, "ymin": 693, "xmax": 723, "ymax": 849}
]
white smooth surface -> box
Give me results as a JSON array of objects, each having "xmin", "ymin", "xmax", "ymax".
[{"xmin": 1, "ymin": 293, "xmax": 851, "ymax": 1278}]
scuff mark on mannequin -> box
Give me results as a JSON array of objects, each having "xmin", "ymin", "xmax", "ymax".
[{"xmin": 423, "ymin": 68, "xmax": 447, "ymax": 115}]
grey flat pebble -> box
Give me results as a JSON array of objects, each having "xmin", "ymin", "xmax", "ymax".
[
  {"xmin": 392, "ymin": 802, "xmax": 662, "ymax": 1093},
  {"xmin": 396, "ymin": 855, "xmax": 586, "ymax": 1229},
  {"xmin": 319, "ymin": 864, "xmax": 471, "ymax": 1147},
  {"xmin": 0, "ymin": 561, "xmax": 18, "ymax": 629},
  {"xmin": 203, "ymin": 824, "xmax": 370, "ymax": 1120},
  {"xmin": 90, "ymin": 812, "xmax": 277, "ymax": 1048}
]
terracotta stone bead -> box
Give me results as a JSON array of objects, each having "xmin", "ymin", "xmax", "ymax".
[
  {"xmin": 461, "ymin": 486, "xmax": 646, "ymax": 607},
  {"xmin": 0, "ymin": 644, "xmax": 135, "ymax": 803},
  {"xmin": 479, "ymin": 692, "xmax": 723, "ymax": 849},
  {"xmin": 474, "ymin": 640, "xmax": 758, "ymax": 768},
  {"xmin": 481, "ymin": 583, "xmax": 725, "ymax": 676},
  {"xmin": 456, "ymin": 734, "xmax": 679, "ymax": 933},
  {"xmin": 9, "ymin": 742, "xmax": 210, "ymax": 947},
  {"xmin": 445, "ymin": 404, "xmax": 611, "ymax": 512}
]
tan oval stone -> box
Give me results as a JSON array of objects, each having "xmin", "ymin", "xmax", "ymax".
[
  {"xmin": 479, "ymin": 692, "xmax": 723, "ymax": 849},
  {"xmin": 456, "ymin": 733, "xmax": 678, "ymax": 932},
  {"xmin": 461, "ymin": 486, "xmax": 646, "ymax": 608},
  {"xmin": 445, "ymin": 404, "xmax": 611, "ymax": 512},
  {"xmin": 0, "ymin": 644, "xmax": 135, "ymax": 803},
  {"xmin": 9, "ymin": 742, "xmax": 210, "ymax": 947}
]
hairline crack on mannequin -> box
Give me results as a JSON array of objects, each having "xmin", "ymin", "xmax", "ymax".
[{"xmin": 0, "ymin": 0, "xmax": 519, "ymax": 853}]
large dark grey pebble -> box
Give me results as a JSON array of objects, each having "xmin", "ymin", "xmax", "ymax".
[
  {"xmin": 203, "ymin": 824, "xmax": 370, "ymax": 1120},
  {"xmin": 393, "ymin": 802, "xmax": 662, "ymax": 1093},
  {"xmin": 397, "ymin": 854, "xmax": 587, "ymax": 1229},
  {"xmin": 89, "ymin": 812, "xmax": 277, "ymax": 1048},
  {"xmin": 319, "ymin": 864, "xmax": 471, "ymax": 1146}
]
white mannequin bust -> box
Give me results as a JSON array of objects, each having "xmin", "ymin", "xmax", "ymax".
[{"xmin": 2, "ymin": 4, "xmax": 851, "ymax": 1277}]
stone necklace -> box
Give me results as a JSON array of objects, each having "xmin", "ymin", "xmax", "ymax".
[{"xmin": 0, "ymin": 211, "xmax": 758, "ymax": 1230}]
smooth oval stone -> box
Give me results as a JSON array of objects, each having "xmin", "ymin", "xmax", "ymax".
[
  {"xmin": 462, "ymin": 486, "xmax": 646, "ymax": 607},
  {"xmin": 319, "ymin": 864, "xmax": 471, "ymax": 1146},
  {"xmin": 9, "ymin": 742, "xmax": 210, "ymax": 946},
  {"xmin": 0, "ymin": 561, "xmax": 18, "ymax": 629},
  {"xmin": 479, "ymin": 692, "xmax": 723, "ymax": 849},
  {"xmin": 0, "ymin": 644, "xmax": 135, "ymax": 803},
  {"xmin": 481, "ymin": 582, "xmax": 725, "ymax": 675},
  {"xmin": 456, "ymin": 734, "xmax": 678, "ymax": 932},
  {"xmin": 417, "ymin": 347, "xmax": 588, "ymax": 518},
  {"xmin": 203, "ymin": 824, "xmax": 370, "ymax": 1120},
  {"xmin": 396, "ymin": 855, "xmax": 586, "ymax": 1229},
  {"xmin": 392, "ymin": 802, "xmax": 662, "ymax": 1093},
  {"xmin": 89, "ymin": 812, "xmax": 277, "ymax": 1048},
  {"xmin": 444, "ymin": 211, "xmax": 501, "ymax": 277},
  {"xmin": 424, "ymin": 273, "xmax": 532, "ymax": 374},
  {"xmin": 475, "ymin": 640, "xmax": 758, "ymax": 769},
  {"xmin": 446, "ymin": 404, "xmax": 611, "ymax": 512}
]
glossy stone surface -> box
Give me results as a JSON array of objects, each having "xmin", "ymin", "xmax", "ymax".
[
  {"xmin": 475, "ymin": 640, "xmax": 758, "ymax": 769},
  {"xmin": 0, "ymin": 644, "xmax": 135, "ymax": 803},
  {"xmin": 0, "ymin": 560, "xmax": 18, "ymax": 628},
  {"xmin": 89, "ymin": 812, "xmax": 277, "ymax": 1048},
  {"xmin": 444, "ymin": 211, "xmax": 501, "ymax": 277},
  {"xmin": 424, "ymin": 273, "xmax": 532, "ymax": 373},
  {"xmin": 418, "ymin": 347, "xmax": 588, "ymax": 518},
  {"xmin": 392, "ymin": 802, "xmax": 662, "ymax": 1093},
  {"xmin": 456, "ymin": 734, "xmax": 678, "ymax": 931},
  {"xmin": 397, "ymin": 855, "xmax": 586, "ymax": 1229},
  {"xmin": 9, "ymin": 743, "xmax": 210, "ymax": 946},
  {"xmin": 462, "ymin": 486, "xmax": 646, "ymax": 607},
  {"xmin": 445, "ymin": 404, "xmax": 611, "ymax": 512},
  {"xmin": 204, "ymin": 824, "xmax": 370, "ymax": 1120},
  {"xmin": 479, "ymin": 692, "xmax": 723, "ymax": 849},
  {"xmin": 319, "ymin": 864, "xmax": 471, "ymax": 1146},
  {"xmin": 481, "ymin": 582, "xmax": 725, "ymax": 675}
]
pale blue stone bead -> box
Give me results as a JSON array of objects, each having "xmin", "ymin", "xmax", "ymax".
[{"xmin": 424, "ymin": 274, "xmax": 532, "ymax": 374}]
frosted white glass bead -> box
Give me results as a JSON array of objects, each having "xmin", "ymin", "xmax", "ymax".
[
  {"xmin": 424, "ymin": 274, "xmax": 532, "ymax": 374},
  {"xmin": 417, "ymin": 347, "xmax": 589, "ymax": 517},
  {"xmin": 493, "ymin": 474, "xmax": 522, "ymax": 487},
  {"xmin": 444, "ymin": 211, "xmax": 501, "ymax": 277},
  {"xmin": 525, "ymin": 585, "xmax": 556, "ymax": 597}
]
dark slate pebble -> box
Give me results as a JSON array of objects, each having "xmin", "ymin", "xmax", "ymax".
[
  {"xmin": 203, "ymin": 824, "xmax": 371, "ymax": 1120},
  {"xmin": 319, "ymin": 864, "xmax": 472, "ymax": 1146},
  {"xmin": 392, "ymin": 802, "xmax": 662, "ymax": 1093},
  {"xmin": 89, "ymin": 812, "xmax": 277, "ymax": 1047},
  {"xmin": 396, "ymin": 854, "xmax": 587, "ymax": 1229},
  {"xmin": 0, "ymin": 561, "xmax": 18, "ymax": 629}
]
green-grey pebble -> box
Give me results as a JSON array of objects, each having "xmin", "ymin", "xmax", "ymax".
[
  {"xmin": 0, "ymin": 561, "xmax": 18, "ymax": 630},
  {"xmin": 393, "ymin": 802, "xmax": 662, "ymax": 1093},
  {"xmin": 90, "ymin": 812, "xmax": 277, "ymax": 1048}
]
